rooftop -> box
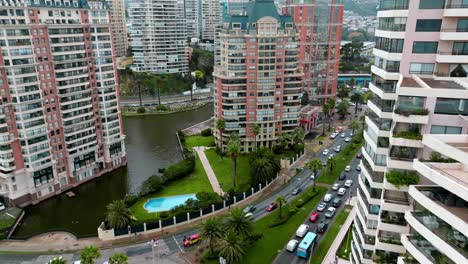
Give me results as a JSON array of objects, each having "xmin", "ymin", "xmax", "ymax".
[
  {"xmin": 400, "ymin": 77, "xmax": 420, "ymax": 88},
  {"xmin": 400, "ymin": 77, "xmax": 467, "ymax": 89}
]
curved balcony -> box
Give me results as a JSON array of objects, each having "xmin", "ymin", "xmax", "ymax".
[{"xmin": 392, "ymin": 108, "xmax": 429, "ymax": 124}]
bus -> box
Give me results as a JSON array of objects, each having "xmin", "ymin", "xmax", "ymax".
[{"xmin": 296, "ymin": 231, "xmax": 318, "ymax": 258}]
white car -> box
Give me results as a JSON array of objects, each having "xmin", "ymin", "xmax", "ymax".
[
  {"xmin": 348, "ymin": 101, "xmax": 356, "ymax": 106},
  {"xmin": 341, "ymin": 133, "xmax": 346, "ymax": 138},
  {"xmin": 330, "ymin": 133, "xmax": 338, "ymax": 139},
  {"xmin": 345, "ymin": 165, "xmax": 351, "ymax": 172},
  {"xmin": 325, "ymin": 207, "xmax": 336, "ymax": 218},
  {"xmin": 349, "ymin": 132, "xmax": 354, "ymax": 137},
  {"xmin": 245, "ymin": 213, "xmax": 254, "ymax": 220},
  {"xmin": 328, "ymin": 154, "xmax": 334, "ymax": 160},
  {"xmin": 322, "ymin": 149, "xmax": 329, "ymax": 155},
  {"xmin": 332, "ymin": 183, "xmax": 340, "ymax": 191},
  {"xmin": 337, "ymin": 188, "xmax": 347, "ymax": 196},
  {"xmin": 317, "ymin": 202, "xmax": 327, "ymax": 211},
  {"xmin": 286, "ymin": 239, "xmax": 299, "ymax": 252},
  {"xmin": 356, "ymin": 165, "xmax": 361, "ymax": 171},
  {"xmin": 0, "ymin": 202, "xmax": 5, "ymax": 211},
  {"xmin": 335, "ymin": 145, "xmax": 341, "ymax": 152},
  {"xmin": 345, "ymin": 137, "xmax": 351, "ymax": 142},
  {"xmin": 310, "ymin": 173, "xmax": 315, "ymax": 180},
  {"xmin": 344, "ymin": 180, "xmax": 353, "ymax": 188}
]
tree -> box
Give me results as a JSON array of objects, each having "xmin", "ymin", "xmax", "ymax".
[
  {"xmin": 201, "ymin": 217, "xmax": 224, "ymax": 255},
  {"xmin": 327, "ymin": 156, "xmax": 337, "ymax": 173},
  {"xmin": 322, "ymin": 102, "xmax": 331, "ymax": 135},
  {"xmin": 188, "ymin": 70, "xmax": 205, "ymax": 101},
  {"xmin": 276, "ymin": 195, "xmax": 286, "ymax": 219},
  {"xmin": 105, "ymin": 200, "xmax": 132, "ymax": 229},
  {"xmin": 49, "ymin": 257, "xmax": 67, "ymax": 264},
  {"xmin": 301, "ymin": 92, "xmax": 309, "ymax": 105},
  {"xmin": 252, "ymin": 123, "xmax": 260, "ymax": 151},
  {"xmin": 226, "ymin": 133, "xmax": 241, "ymax": 190},
  {"xmin": 305, "ymin": 158, "xmax": 322, "ymax": 191},
  {"xmin": 349, "ymin": 118, "xmax": 360, "ymax": 134},
  {"xmin": 349, "ymin": 77, "xmax": 356, "ymax": 88},
  {"xmin": 337, "ymin": 86, "xmax": 349, "ymax": 99},
  {"xmin": 225, "ymin": 207, "xmax": 252, "ymax": 237},
  {"xmin": 292, "ymin": 127, "xmax": 306, "ymax": 145},
  {"xmin": 350, "ymin": 92, "xmax": 362, "ymax": 114},
  {"xmin": 80, "ymin": 246, "xmax": 101, "ymax": 264},
  {"xmin": 337, "ymin": 101, "xmax": 349, "ymax": 120},
  {"xmin": 109, "ymin": 253, "xmax": 128, "ymax": 264},
  {"xmin": 217, "ymin": 230, "xmax": 246, "ymax": 264},
  {"xmin": 216, "ymin": 118, "xmax": 226, "ymax": 152},
  {"xmin": 278, "ymin": 132, "xmax": 291, "ymax": 149},
  {"xmin": 154, "ymin": 74, "xmax": 166, "ymax": 105},
  {"xmin": 249, "ymin": 147, "xmax": 280, "ymax": 184}
]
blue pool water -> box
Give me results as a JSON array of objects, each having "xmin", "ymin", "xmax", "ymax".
[{"xmin": 143, "ymin": 194, "xmax": 197, "ymax": 213}]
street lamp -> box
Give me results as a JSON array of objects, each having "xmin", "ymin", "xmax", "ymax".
[{"xmin": 147, "ymin": 239, "xmax": 159, "ymax": 264}]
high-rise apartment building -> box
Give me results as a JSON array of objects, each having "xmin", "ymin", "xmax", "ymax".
[
  {"xmin": 108, "ymin": 0, "xmax": 128, "ymax": 58},
  {"xmin": 283, "ymin": 0, "xmax": 343, "ymax": 103},
  {"xmin": 201, "ymin": 0, "xmax": 221, "ymax": 42},
  {"xmin": 185, "ymin": 0, "xmax": 199, "ymax": 39},
  {"xmin": 128, "ymin": 0, "xmax": 188, "ymax": 74},
  {"xmin": 352, "ymin": 1, "xmax": 468, "ymax": 263},
  {"xmin": 214, "ymin": 0, "xmax": 303, "ymax": 152},
  {"xmin": 0, "ymin": 0, "xmax": 126, "ymax": 206}
]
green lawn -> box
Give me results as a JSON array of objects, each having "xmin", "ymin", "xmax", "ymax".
[
  {"xmin": 310, "ymin": 206, "xmax": 352, "ymax": 264},
  {"xmin": 0, "ymin": 207, "xmax": 21, "ymax": 230},
  {"xmin": 185, "ymin": 135, "xmax": 215, "ymax": 149},
  {"xmin": 337, "ymin": 226, "xmax": 353, "ymax": 260},
  {"xmin": 241, "ymin": 188, "xmax": 327, "ymax": 264},
  {"xmin": 204, "ymin": 148, "xmax": 251, "ymax": 193},
  {"xmin": 130, "ymin": 156, "xmax": 213, "ymax": 221},
  {"xmin": 317, "ymin": 141, "xmax": 362, "ymax": 184}
]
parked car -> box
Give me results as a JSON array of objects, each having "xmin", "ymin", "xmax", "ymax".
[
  {"xmin": 317, "ymin": 202, "xmax": 327, "ymax": 212},
  {"xmin": 339, "ymin": 174, "xmax": 347, "ymax": 181},
  {"xmin": 0, "ymin": 202, "xmax": 5, "ymax": 211},
  {"xmin": 335, "ymin": 145, "xmax": 341, "ymax": 152},
  {"xmin": 244, "ymin": 212, "xmax": 254, "ymax": 220},
  {"xmin": 183, "ymin": 234, "xmax": 201, "ymax": 247},
  {"xmin": 323, "ymin": 193, "xmax": 334, "ymax": 203},
  {"xmin": 325, "ymin": 207, "xmax": 336, "ymax": 218},
  {"xmin": 309, "ymin": 212, "xmax": 320, "ymax": 222},
  {"xmin": 266, "ymin": 202, "xmax": 278, "ymax": 212},
  {"xmin": 286, "ymin": 239, "xmax": 299, "ymax": 252},
  {"xmin": 292, "ymin": 187, "xmax": 302, "ymax": 195},
  {"xmin": 322, "ymin": 149, "xmax": 329, "ymax": 155},
  {"xmin": 310, "ymin": 173, "xmax": 315, "ymax": 180},
  {"xmin": 296, "ymin": 224, "xmax": 310, "ymax": 238},
  {"xmin": 349, "ymin": 132, "xmax": 354, "ymax": 137},
  {"xmin": 330, "ymin": 133, "xmax": 338, "ymax": 139},
  {"xmin": 332, "ymin": 198, "xmax": 342, "ymax": 208},
  {"xmin": 316, "ymin": 221, "xmax": 329, "ymax": 233},
  {"xmin": 345, "ymin": 137, "xmax": 351, "ymax": 142},
  {"xmin": 356, "ymin": 153, "xmax": 363, "ymax": 159},
  {"xmin": 337, "ymin": 188, "xmax": 347, "ymax": 196},
  {"xmin": 356, "ymin": 165, "xmax": 361, "ymax": 171},
  {"xmin": 332, "ymin": 183, "xmax": 340, "ymax": 191},
  {"xmin": 344, "ymin": 179, "xmax": 353, "ymax": 188},
  {"xmin": 243, "ymin": 205, "xmax": 256, "ymax": 214},
  {"xmin": 335, "ymin": 127, "xmax": 344, "ymax": 133},
  {"xmin": 341, "ymin": 133, "xmax": 346, "ymax": 138},
  {"xmin": 328, "ymin": 154, "xmax": 334, "ymax": 160},
  {"xmin": 345, "ymin": 165, "xmax": 351, "ymax": 172}
]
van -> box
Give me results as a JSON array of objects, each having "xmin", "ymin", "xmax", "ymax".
[
  {"xmin": 296, "ymin": 224, "xmax": 310, "ymax": 238},
  {"xmin": 323, "ymin": 193, "xmax": 334, "ymax": 203}
]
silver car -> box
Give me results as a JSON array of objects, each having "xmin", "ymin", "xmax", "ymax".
[
  {"xmin": 317, "ymin": 202, "xmax": 327, "ymax": 212},
  {"xmin": 332, "ymin": 183, "xmax": 340, "ymax": 191}
]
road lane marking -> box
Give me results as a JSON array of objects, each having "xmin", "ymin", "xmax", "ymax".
[{"xmin": 173, "ymin": 236, "xmax": 183, "ymax": 252}]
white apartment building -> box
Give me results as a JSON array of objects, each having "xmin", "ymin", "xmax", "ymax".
[
  {"xmin": 201, "ymin": 0, "xmax": 220, "ymax": 42},
  {"xmin": 107, "ymin": 0, "xmax": 128, "ymax": 58},
  {"xmin": 184, "ymin": 0, "xmax": 199, "ymax": 39}
]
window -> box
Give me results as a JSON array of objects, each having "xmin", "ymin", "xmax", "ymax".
[
  {"xmin": 430, "ymin": 125, "xmax": 462, "ymax": 134},
  {"xmin": 415, "ymin": 19, "xmax": 442, "ymax": 32},
  {"xmin": 412, "ymin": 42, "xmax": 438, "ymax": 53},
  {"xmin": 453, "ymin": 42, "xmax": 468, "ymax": 55},
  {"xmin": 419, "ymin": 0, "xmax": 445, "ymax": 9},
  {"xmin": 435, "ymin": 98, "xmax": 468, "ymax": 115},
  {"xmin": 457, "ymin": 19, "xmax": 468, "ymax": 32},
  {"xmin": 409, "ymin": 63, "xmax": 434, "ymax": 74},
  {"xmin": 379, "ymin": 0, "xmax": 409, "ymax": 10},
  {"xmin": 375, "ymin": 37, "xmax": 404, "ymax": 53}
]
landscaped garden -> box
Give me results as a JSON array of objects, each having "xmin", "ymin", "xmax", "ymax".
[
  {"xmin": 337, "ymin": 226, "xmax": 353, "ymax": 260},
  {"xmin": 185, "ymin": 135, "xmax": 215, "ymax": 149}
]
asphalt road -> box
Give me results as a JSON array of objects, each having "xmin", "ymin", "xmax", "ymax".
[{"xmin": 120, "ymin": 92, "xmax": 212, "ymax": 106}]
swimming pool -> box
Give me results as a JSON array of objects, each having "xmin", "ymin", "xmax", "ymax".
[{"xmin": 143, "ymin": 194, "xmax": 197, "ymax": 213}]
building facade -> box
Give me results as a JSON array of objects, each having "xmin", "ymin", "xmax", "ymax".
[
  {"xmin": 214, "ymin": 0, "xmax": 303, "ymax": 152},
  {"xmin": 0, "ymin": 0, "xmax": 126, "ymax": 206},
  {"xmin": 283, "ymin": 0, "xmax": 343, "ymax": 103},
  {"xmin": 185, "ymin": 0, "xmax": 199, "ymax": 39},
  {"xmin": 352, "ymin": 0, "xmax": 468, "ymax": 263},
  {"xmin": 201, "ymin": 0, "xmax": 221, "ymax": 42},
  {"xmin": 108, "ymin": 0, "xmax": 128, "ymax": 58},
  {"xmin": 128, "ymin": 0, "xmax": 188, "ymax": 74}
]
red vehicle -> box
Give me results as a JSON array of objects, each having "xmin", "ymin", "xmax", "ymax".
[
  {"xmin": 335, "ymin": 126, "xmax": 344, "ymax": 133},
  {"xmin": 356, "ymin": 153, "xmax": 363, "ymax": 159},
  {"xmin": 309, "ymin": 212, "xmax": 320, "ymax": 222},
  {"xmin": 266, "ymin": 202, "xmax": 278, "ymax": 212},
  {"xmin": 183, "ymin": 234, "xmax": 201, "ymax": 247}
]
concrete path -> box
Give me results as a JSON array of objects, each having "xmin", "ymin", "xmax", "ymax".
[{"xmin": 193, "ymin": 147, "xmax": 224, "ymax": 195}]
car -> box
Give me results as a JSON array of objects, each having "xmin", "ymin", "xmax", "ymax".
[
  {"xmin": 0, "ymin": 202, "xmax": 5, "ymax": 211},
  {"xmin": 296, "ymin": 224, "xmax": 310, "ymax": 237},
  {"xmin": 323, "ymin": 193, "xmax": 334, "ymax": 203},
  {"xmin": 317, "ymin": 202, "xmax": 327, "ymax": 212},
  {"xmin": 322, "ymin": 149, "xmax": 329, "ymax": 155},
  {"xmin": 244, "ymin": 212, "xmax": 254, "ymax": 220},
  {"xmin": 328, "ymin": 154, "xmax": 334, "ymax": 160},
  {"xmin": 335, "ymin": 145, "xmax": 341, "ymax": 152},
  {"xmin": 356, "ymin": 165, "xmax": 361, "ymax": 171},
  {"xmin": 310, "ymin": 173, "xmax": 315, "ymax": 180},
  {"xmin": 345, "ymin": 137, "xmax": 351, "ymax": 142},
  {"xmin": 322, "ymin": 161, "xmax": 327, "ymax": 167},
  {"xmin": 183, "ymin": 234, "xmax": 201, "ymax": 247},
  {"xmin": 243, "ymin": 205, "xmax": 256, "ymax": 214},
  {"xmin": 336, "ymin": 127, "xmax": 344, "ymax": 133},
  {"xmin": 337, "ymin": 187, "xmax": 347, "ymax": 196},
  {"xmin": 266, "ymin": 202, "xmax": 278, "ymax": 212},
  {"xmin": 344, "ymin": 179, "xmax": 353, "ymax": 188},
  {"xmin": 331, "ymin": 183, "xmax": 340, "ymax": 191},
  {"xmin": 332, "ymin": 197, "xmax": 342, "ymax": 208},
  {"xmin": 316, "ymin": 221, "xmax": 329, "ymax": 233},
  {"xmin": 345, "ymin": 165, "xmax": 351, "ymax": 172},
  {"xmin": 339, "ymin": 174, "xmax": 347, "ymax": 181},
  {"xmin": 356, "ymin": 153, "xmax": 363, "ymax": 159},
  {"xmin": 325, "ymin": 207, "xmax": 336, "ymax": 218},
  {"xmin": 292, "ymin": 187, "xmax": 302, "ymax": 195},
  {"xmin": 341, "ymin": 133, "xmax": 346, "ymax": 138},
  {"xmin": 349, "ymin": 132, "xmax": 354, "ymax": 137},
  {"xmin": 286, "ymin": 239, "xmax": 299, "ymax": 252},
  {"xmin": 349, "ymin": 101, "xmax": 356, "ymax": 106},
  {"xmin": 309, "ymin": 212, "xmax": 320, "ymax": 222},
  {"xmin": 330, "ymin": 133, "xmax": 338, "ymax": 139}
]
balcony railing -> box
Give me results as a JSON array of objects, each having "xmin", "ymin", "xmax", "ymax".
[
  {"xmin": 408, "ymin": 234, "xmax": 456, "ymax": 264},
  {"xmin": 446, "ymin": 0, "xmax": 468, "ymax": 8},
  {"xmin": 392, "ymin": 131, "xmax": 423, "ymax": 140},
  {"xmin": 423, "ymin": 162, "xmax": 468, "ymax": 187},
  {"xmin": 394, "ymin": 108, "xmax": 429, "ymax": 116},
  {"xmin": 438, "ymin": 50, "xmax": 468, "ymax": 56}
]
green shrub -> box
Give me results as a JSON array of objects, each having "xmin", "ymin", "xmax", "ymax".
[
  {"xmin": 177, "ymin": 130, "xmax": 186, "ymax": 143},
  {"xmin": 203, "ymin": 250, "xmax": 218, "ymax": 260},
  {"xmin": 393, "ymin": 131, "xmax": 422, "ymax": 140},
  {"xmin": 196, "ymin": 191, "xmax": 223, "ymax": 208},
  {"xmin": 386, "ymin": 170, "xmax": 419, "ymax": 188},
  {"xmin": 139, "ymin": 175, "xmax": 164, "ymax": 196},
  {"xmin": 292, "ymin": 143, "xmax": 304, "ymax": 154},
  {"xmin": 201, "ymin": 128, "xmax": 212, "ymax": 137},
  {"xmin": 163, "ymin": 157, "xmax": 195, "ymax": 182},
  {"xmin": 272, "ymin": 144, "xmax": 285, "ymax": 154},
  {"xmin": 394, "ymin": 108, "xmax": 429, "ymax": 116},
  {"xmin": 123, "ymin": 194, "xmax": 139, "ymax": 207},
  {"xmin": 156, "ymin": 104, "xmax": 169, "ymax": 111},
  {"xmin": 137, "ymin": 106, "xmax": 146, "ymax": 113}
]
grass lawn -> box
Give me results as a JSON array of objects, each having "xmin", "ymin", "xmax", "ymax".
[
  {"xmin": 310, "ymin": 206, "xmax": 352, "ymax": 264},
  {"xmin": 241, "ymin": 187, "xmax": 327, "ymax": 264},
  {"xmin": 130, "ymin": 156, "xmax": 213, "ymax": 221},
  {"xmin": 204, "ymin": 148, "xmax": 251, "ymax": 193},
  {"xmin": 317, "ymin": 142, "xmax": 362, "ymax": 184},
  {"xmin": 337, "ymin": 226, "xmax": 353, "ymax": 260},
  {"xmin": 0, "ymin": 207, "xmax": 21, "ymax": 230},
  {"xmin": 185, "ymin": 135, "xmax": 215, "ymax": 149}
]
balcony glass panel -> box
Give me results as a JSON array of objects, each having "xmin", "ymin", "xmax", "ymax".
[
  {"xmin": 372, "ymin": 74, "xmax": 397, "ymax": 93},
  {"xmin": 383, "ymin": 189, "xmax": 410, "ymax": 205},
  {"xmin": 453, "ymin": 42, "xmax": 468, "ymax": 55},
  {"xmin": 375, "ymin": 37, "xmax": 404, "ymax": 53},
  {"xmin": 369, "ymin": 95, "xmax": 395, "ymax": 112},
  {"xmin": 408, "ymin": 233, "xmax": 456, "ymax": 264},
  {"xmin": 396, "ymin": 96, "xmax": 425, "ymax": 110},
  {"xmin": 446, "ymin": 0, "xmax": 468, "ymax": 8},
  {"xmin": 360, "ymin": 173, "xmax": 383, "ymax": 199},
  {"xmin": 378, "ymin": 17, "xmax": 407, "ymax": 31},
  {"xmin": 373, "ymin": 250, "xmax": 399, "ymax": 264},
  {"xmin": 381, "ymin": 211, "xmax": 406, "ymax": 226},
  {"xmin": 379, "ymin": 0, "xmax": 409, "ymax": 10},
  {"xmin": 362, "ymin": 158, "xmax": 385, "ymax": 183},
  {"xmin": 379, "ymin": 230, "xmax": 403, "ymax": 245},
  {"xmin": 389, "ymin": 146, "xmax": 418, "ymax": 161},
  {"xmin": 419, "ymin": 0, "xmax": 445, "ymax": 9},
  {"xmin": 435, "ymin": 98, "xmax": 468, "ymax": 115}
]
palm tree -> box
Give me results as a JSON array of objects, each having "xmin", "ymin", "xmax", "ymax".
[
  {"xmin": 154, "ymin": 74, "xmax": 166, "ymax": 105},
  {"xmin": 326, "ymin": 98, "xmax": 336, "ymax": 130},
  {"xmin": 252, "ymin": 123, "xmax": 260, "ymax": 150},
  {"xmin": 276, "ymin": 195, "xmax": 286, "ymax": 219},
  {"xmin": 322, "ymin": 102, "xmax": 331, "ymax": 135},
  {"xmin": 226, "ymin": 133, "xmax": 241, "ymax": 190},
  {"xmin": 350, "ymin": 92, "xmax": 362, "ymax": 114},
  {"xmin": 327, "ymin": 156, "xmax": 337, "ymax": 173},
  {"xmin": 249, "ymin": 147, "xmax": 280, "ymax": 184},
  {"xmin": 337, "ymin": 86, "xmax": 349, "ymax": 99},
  {"xmin": 292, "ymin": 127, "xmax": 306, "ymax": 145},
  {"xmin": 216, "ymin": 118, "xmax": 226, "ymax": 152},
  {"xmin": 337, "ymin": 100, "xmax": 349, "ymax": 120},
  {"xmin": 278, "ymin": 132, "xmax": 291, "ymax": 149},
  {"xmin": 217, "ymin": 230, "xmax": 246, "ymax": 264},
  {"xmin": 105, "ymin": 200, "xmax": 132, "ymax": 229},
  {"xmin": 80, "ymin": 246, "xmax": 101, "ymax": 264},
  {"xmin": 109, "ymin": 252, "xmax": 128, "ymax": 264},
  {"xmin": 305, "ymin": 158, "xmax": 322, "ymax": 191},
  {"xmin": 225, "ymin": 207, "xmax": 252, "ymax": 237},
  {"xmin": 349, "ymin": 118, "xmax": 360, "ymax": 134},
  {"xmin": 201, "ymin": 217, "xmax": 224, "ymax": 255},
  {"xmin": 188, "ymin": 70, "xmax": 205, "ymax": 101}
]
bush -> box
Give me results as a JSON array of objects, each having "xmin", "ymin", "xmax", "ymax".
[
  {"xmin": 201, "ymin": 128, "xmax": 212, "ymax": 137},
  {"xmin": 272, "ymin": 144, "xmax": 285, "ymax": 154},
  {"xmin": 386, "ymin": 170, "xmax": 419, "ymax": 188},
  {"xmin": 203, "ymin": 250, "xmax": 218, "ymax": 260},
  {"xmin": 156, "ymin": 104, "xmax": 169, "ymax": 111},
  {"xmin": 394, "ymin": 108, "xmax": 429, "ymax": 116},
  {"xmin": 196, "ymin": 191, "xmax": 223, "ymax": 208},
  {"xmin": 292, "ymin": 143, "xmax": 304, "ymax": 154},
  {"xmin": 159, "ymin": 211, "xmax": 169, "ymax": 219},
  {"xmin": 393, "ymin": 131, "xmax": 422, "ymax": 140},
  {"xmin": 163, "ymin": 157, "xmax": 195, "ymax": 182},
  {"xmin": 137, "ymin": 106, "xmax": 146, "ymax": 113},
  {"xmin": 139, "ymin": 175, "xmax": 164, "ymax": 196},
  {"xmin": 123, "ymin": 194, "xmax": 139, "ymax": 207},
  {"xmin": 177, "ymin": 130, "xmax": 186, "ymax": 143}
]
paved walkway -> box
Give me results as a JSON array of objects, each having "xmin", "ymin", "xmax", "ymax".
[{"xmin": 193, "ymin": 146, "xmax": 224, "ymax": 195}]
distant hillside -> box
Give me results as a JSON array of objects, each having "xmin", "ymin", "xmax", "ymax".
[{"xmin": 344, "ymin": 0, "xmax": 378, "ymax": 16}]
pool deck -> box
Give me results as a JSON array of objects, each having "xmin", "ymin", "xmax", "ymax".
[{"xmin": 193, "ymin": 147, "xmax": 224, "ymax": 196}]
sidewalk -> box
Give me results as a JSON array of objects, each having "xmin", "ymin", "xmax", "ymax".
[{"xmin": 193, "ymin": 147, "xmax": 224, "ymax": 195}]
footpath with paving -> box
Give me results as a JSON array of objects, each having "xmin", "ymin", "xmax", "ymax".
[{"xmin": 193, "ymin": 146, "xmax": 224, "ymax": 195}]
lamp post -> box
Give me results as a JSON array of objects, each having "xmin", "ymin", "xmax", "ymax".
[{"xmin": 147, "ymin": 239, "xmax": 159, "ymax": 264}]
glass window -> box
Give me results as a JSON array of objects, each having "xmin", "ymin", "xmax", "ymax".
[
  {"xmin": 375, "ymin": 37, "xmax": 404, "ymax": 53},
  {"xmin": 415, "ymin": 19, "xmax": 442, "ymax": 32},
  {"xmin": 435, "ymin": 98, "xmax": 468, "ymax": 115},
  {"xmin": 379, "ymin": 0, "xmax": 409, "ymax": 10},
  {"xmin": 456, "ymin": 19, "xmax": 468, "ymax": 32},
  {"xmin": 397, "ymin": 96, "xmax": 426, "ymax": 109},
  {"xmin": 419, "ymin": 0, "xmax": 445, "ymax": 9},
  {"xmin": 453, "ymin": 42, "xmax": 468, "ymax": 55},
  {"xmin": 412, "ymin": 42, "xmax": 438, "ymax": 53},
  {"xmin": 430, "ymin": 125, "xmax": 462, "ymax": 134},
  {"xmin": 409, "ymin": 63, "xmax": 435, "ymax": 74}
]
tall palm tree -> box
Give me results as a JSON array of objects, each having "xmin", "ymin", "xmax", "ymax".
[
  {"xmin": 105, "ymin": 200, "xmax": 132, "ymax": 229},
  {"xmin": 225, "ymin": 207, "xmax": 252, "ymax": 237},
  {"xmin": 349, "ymin": 118, "xmax": 360, "ymax": 134},
  {"xmin": 326, "ymin": 98, "xmax": 336, "ymax": 129},
  {"xmin": 276, "ymin": 195, "xmax": 286, "ymax": 219},
  {"xmin": 327, "ymin": 156, "xmax": 337, "ymax": 173},
  {"xmin": 249, "ymin": 147, "xmax": 280, "ymax": 183},
  {"xmin": 292, "ymin": 127, "xmax": 306, "ymax": 145},
  {"xmin": 226, "ymin": 133, "xmax": 241, "ymax": 190},
  {"xmin": 109, "ymin": 252, "xmax": 128, "ymax": 264},
  {"xmin": 278, "ymin": 132, "xmax": 291, "ymax": 149},
  {"xmin": 305, "ymin": 158, "xmax": 322, "ymax": 191},
  {"xmin": 217, "ymin": 230, "xmax": 246, "ymax": 264},
  {"xmin": 154, "ymin": 74, "xmax": 166, "ymax": 105},
  {"xmin": 337, "ymin": 100, "xmax": 349, "ymax": 120},
  {"xmin": 216, "ymin": 118, "xmax": 226, "ymax": 152},
  {"xmin": 80, "ymin": 246, "xmax": 101, "ymax": 264},
  {"xmin": 351, "ymin": 92, "xmax": 362, "ymax": 114},
  {"xmin": 322, "ymin": 102, "xmax": 331, "ymax": 135},
  {"xmin": 252, "ymin": 123, "xmax": 260, "ymax": 150},
  {"xmin": 337, "ymin": 86, "xmax": 349, "ymax": 99},
  {"xmin": 201, "ymin": 217, "xmax": 224, "ymax": 255}
]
